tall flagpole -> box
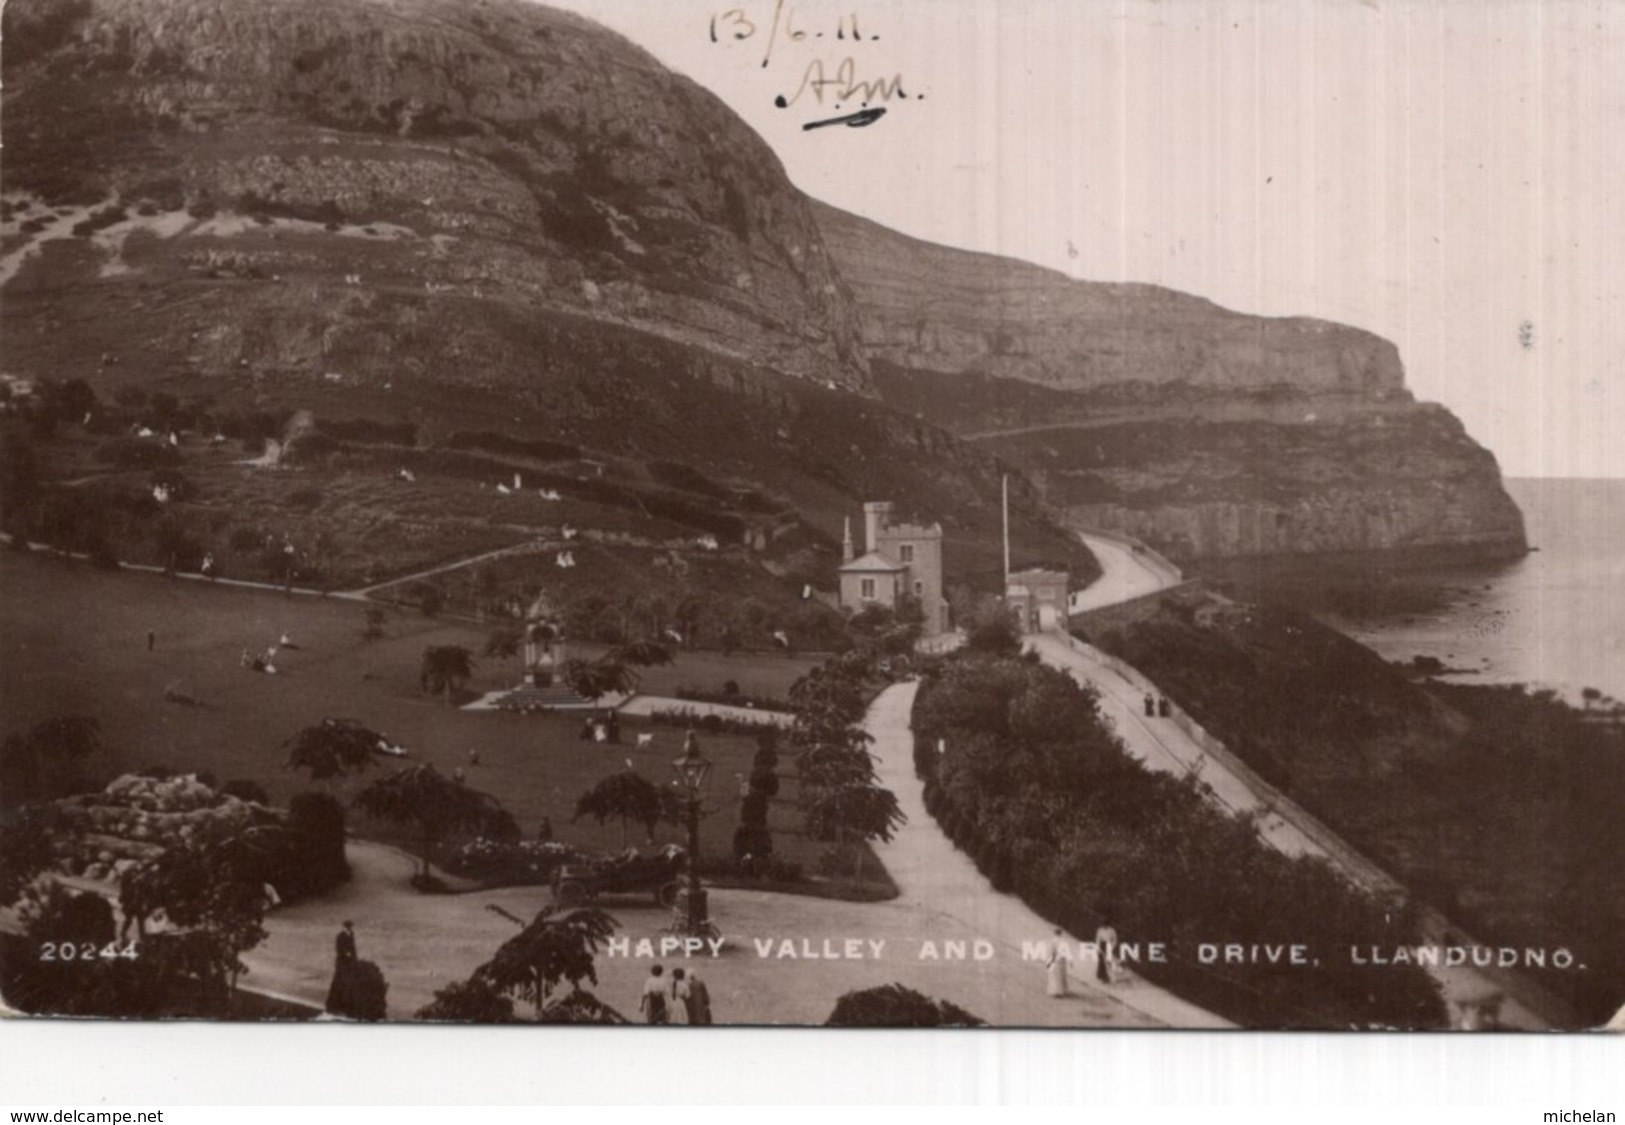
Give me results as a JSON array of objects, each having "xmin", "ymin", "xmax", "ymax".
[{"xmin": 1002, "ymin": 473, "xmax": 1010, "ymax": 590}]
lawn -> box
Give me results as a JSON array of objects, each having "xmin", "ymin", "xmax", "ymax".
[{"xmin": 0, "ymin": 551, "xmax": 835, "ymax": 878}]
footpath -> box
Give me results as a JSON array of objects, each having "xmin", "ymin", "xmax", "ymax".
[{"xmin": 864, "ymin": 682, "xmax": 1231, "ymax": 1030}]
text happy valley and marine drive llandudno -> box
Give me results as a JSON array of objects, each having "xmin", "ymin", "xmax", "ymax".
[{"xmin": 606, "ymin": 935, "xmax": 1586, "ymax": 970}]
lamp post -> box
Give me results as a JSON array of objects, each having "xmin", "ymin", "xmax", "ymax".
[{"xmin": 671, "ymin": 729, "xmax": 713, "ymax": 935}]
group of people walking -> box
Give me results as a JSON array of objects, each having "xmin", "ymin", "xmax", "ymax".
[
  {"xmin": 1044, "ymin": 923, "xmax": 1122, "ymax": 999},
  {"xmin": 1143, "ymin": 693, "xmax": 1171, "ymax": 718},
  {"xmin": 638, "ymin": 964, "xmax": 713, "ymax": 1025}
]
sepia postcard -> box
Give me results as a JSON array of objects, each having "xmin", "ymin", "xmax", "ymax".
[{"xmin": 2, "ymin": 0, "xmax": 1622, "ymax": 1035}]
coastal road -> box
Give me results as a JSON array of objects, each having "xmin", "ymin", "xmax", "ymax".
[
  {"xmin": 1068, "ymin": 531, "xmax": 1180, "ymax": 613},
  {"xmin": 1043, "ymin": 528, "xmax": 1558, "ymax": 1029}
]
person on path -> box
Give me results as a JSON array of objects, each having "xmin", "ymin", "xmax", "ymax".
[
  {"xmin": 684, "ymin": 969, "xmax": 713, "ymax": 1025},
  {"xmin": 670, "ymin": 968, "xmax": 692, "ymax": 1025},
  {"xmin": 1157, "ymin": 696, "xmax": 1171, "ymax": 718},
  {"xmin": 147, "ymin": 630, "xmax": 156, "ymax": 652},
  {"xmin": 1143, "ymin": 693, "xmax": 1154, "ymax": 717},
  {"xmin": 639, "ymin": 965, "xmax": 669, "ymax": 1024},
  {"xmin": 1045, "ymin": 928, "xmax": 1070, "ymax": 997},
  {"xmin": 1094, "ymin": 921, "xmax": 1120, "ymax": 984},
  {"xmin": 336, "ymin": 920, "xmax": 357, "ymax": 964},
  {"xmin": 326, "ymin": 921, "xmax": 358, "ymax": 1015}
]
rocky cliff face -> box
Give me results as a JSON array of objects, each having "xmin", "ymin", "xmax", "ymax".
[
  {"xmin": 815, "ymin": 204, "xmax": 1528, "ymax": 562},
  {"xmin": 3, "ymin": 0, "xmax": 869, "ymax": 390},
  {"xmin": 1016, "ymin": 410, "xmax": 1530, "ymax": 562},
  {"xmin": 814, "ymin": 202, "xmax": 1404, "ymax": 397}
]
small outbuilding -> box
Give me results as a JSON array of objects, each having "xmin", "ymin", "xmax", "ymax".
[{"xmin": 1005, "ymin": 568, "xmax": 1070, "ymax": 633}]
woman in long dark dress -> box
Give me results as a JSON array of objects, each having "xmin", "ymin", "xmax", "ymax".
[{"xmin": 326, "ymin": 921, "xmax": 358, "ymax": 1015}]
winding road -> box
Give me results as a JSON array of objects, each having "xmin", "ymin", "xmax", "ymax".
[{"xmin": 1036, "ymin": 530, "xmax": 1564, "ymax": 1030}]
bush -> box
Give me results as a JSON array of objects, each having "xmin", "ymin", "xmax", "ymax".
[
  {"xmin": 740, "ymin": 792, "xmax": 769, "ymax": 828},
  {"xmin": 732, "ymin": 823, "xmax": 774, "ymax": 861},
  {"xmin": 220, "ymin": 779, "xmax": 270, "ymax": 805},
  {"xmin": 747, "ymin": 768, "xmax": 779, "ymax": 799},
  {"xmin": 912, "ymin": 651, "xmax": 1448, "ymax": 1030},
  {"xmin": 277, "ymin": 791, "xmax": 350, "ymax": 900},
  {"xmin": 825, "ymin": 984, "xmax": 986, "ymax": 1027}
]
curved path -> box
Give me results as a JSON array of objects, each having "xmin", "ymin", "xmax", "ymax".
[
  {"xmin": 864, "ymin": 682, "xmax": 1231, "ymax": 1029},
  {"xmin": 236, "ymin": 832, "xmax": 1211, "ymax": 1027},
  {"xmin": 1068, "ymin": 531, "xmax": 1180, "ymax": 613}
]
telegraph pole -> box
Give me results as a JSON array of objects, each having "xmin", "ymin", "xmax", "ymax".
[{"xmin": 1002, "ymin": 473, "xmax": 1010, "ymax": 590}]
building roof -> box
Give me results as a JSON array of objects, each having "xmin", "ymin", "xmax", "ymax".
[
  {"xmin": 838, "ymin": 551, "xmax": 908, "ymax": 574},
  {"xmin": 1008, "ymin": 567, "xmax": 1069, "ymax": 583},
  {"xmin": 527, "ymin": 589, "xmax": 561, "ymax": 621}
]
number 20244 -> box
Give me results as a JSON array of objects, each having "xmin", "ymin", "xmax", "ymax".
[{"xmin": 38, "ymin": 941, "xmax": 141, "ymax": 962}]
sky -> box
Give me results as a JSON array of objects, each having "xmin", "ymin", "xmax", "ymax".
[{"xmin": 544, "ymin": 0, "xmax": 1625, "ymax": 479}]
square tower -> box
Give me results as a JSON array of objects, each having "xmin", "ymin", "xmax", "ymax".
[{"xmin": 838, "ymin": 500, "xmax": 950, "ymax": 636}]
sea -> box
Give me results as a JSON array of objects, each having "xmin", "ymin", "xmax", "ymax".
[{"xmin": 1341, "ymin": 478, "xmax": 1625, "ymax": 705}]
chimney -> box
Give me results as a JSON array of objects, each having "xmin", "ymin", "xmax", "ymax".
[
  {"xmin": 863, "ymin": 501, "xmax": 893, "ymax": 554},
  {"xmin": 842, "ymin": 516, "xmax": 854, "ymax": 562}
]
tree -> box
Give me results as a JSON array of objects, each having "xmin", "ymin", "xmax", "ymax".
[
  {"xmin": 283, "ymin": 791, "xmax": 351, "ymax": 897},
  {"xmin": 0, "ymin": 429, "xmax": 42, "ymax": 530},
  {"xmin": 0, "ymin": 716, "xmax": 103, "ymax": 802},
  {"xmin": 118, "ymin": 837, "xmax": 269, "ymax": 1007},
  {"xmin": 473, "ymin": 904, "xmax": 621, "ymax": 1021},
  {"xmin": 284, "ymin": 719, "xmax": 380, "ymax": 783},
  {"xmin": 825, "ymin": 984, "xmax": 986, "ymax": 1027},
  {"xmin": 561, "ymin": 641, "xmax": 672, "ymax": 706},
  {"xmin": 352, "ymin": 764, "xmax": 518, "ymax": 884},
  {"xmin": 57, "ymin": 379, "xmax": 99, "ymax": 425},
  {"xmin": 573, "ymin": 769, "xmax": 673, "ymax": 848},
  {"xmin": 803, "ymin": 780, "xmax": 906, "ymax": 879},
  {"xmin": 483, "ymin": 626, "xmax": 522, "ymax": 661},
  {"xmin": 964, "ymin": 599, "xmax": 1022, "ymax": 657},
  {"xmin": 604, "ymin": 641, "xmax": 673, "ymax": 676},
  {"xmin": 561, "ymin": 658, "xmax": 633, "ymax": 706},
  {"xmin": 417, "ymin": 978, "xmax": 516, "ymax": 1023},
  {"xmin": 0, "ymin": 806, "xmax": 63, "ymax": 907},
  {"xmin": 420, "ymin": 645, "xmax": 476, "ymax": 706},
  {"xmin": 4, "ymin": 883, "xmax": 129, "ymax": 1016}
]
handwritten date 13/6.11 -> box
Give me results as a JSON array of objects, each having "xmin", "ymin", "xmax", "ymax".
[
  {"xmin": 710, "ymin": 4, "xmax": 879, "ymax": 68},
  {"xmin": 709, "ymin": 3, "xmax": 919, "ymax": 128}
]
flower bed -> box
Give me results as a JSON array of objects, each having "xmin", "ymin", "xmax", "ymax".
[
  {"xmin": 50, "ymin": 775, "xmax": 263, "ymax": 883},
  {"xmin": 439, "ymin": 837, "xmax": 585, "ymax": 886}
]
